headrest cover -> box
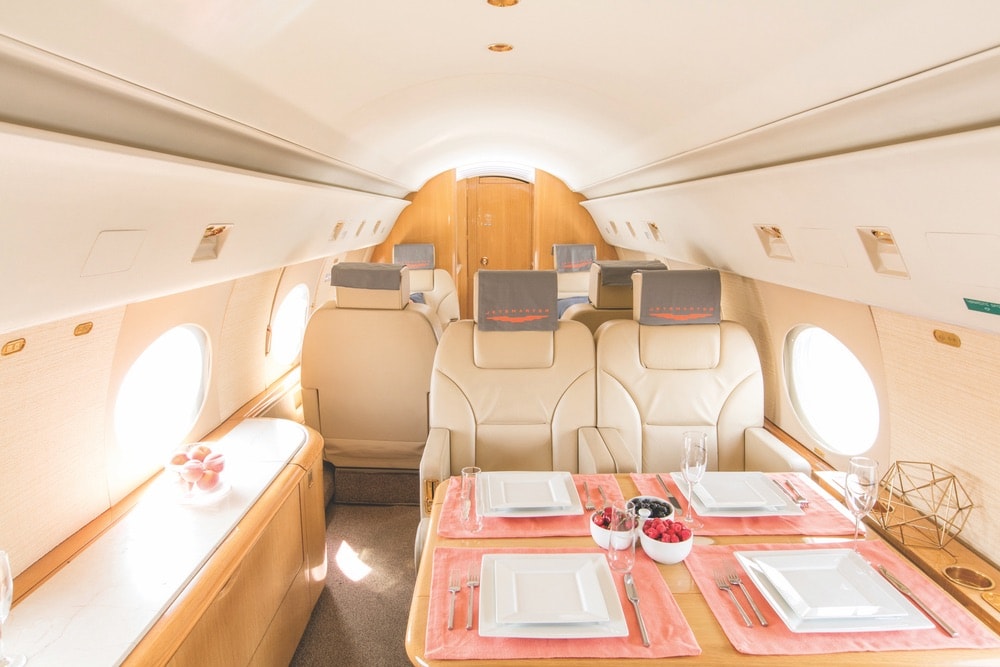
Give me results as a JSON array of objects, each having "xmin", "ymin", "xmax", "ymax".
[
  {"xmin": 590, "ymin": 260, "xmax": 668, "ymax": 309},
  {"xmin": 392, "ymin": 243, "xmax": 436, "ymax": 270},
  {"xmin": 597, "ymin": 260, "xmax": 667, "ymax": 286},
  {"xmin": 331, "ymin": 262, "xmax": 405, "ymax": 289},
  {"xmin": 553, "ymin": 244, "xmax": 596, "ymax": 273},
  {"xmin": 476, "ymin": 270, "xmax": 558, "ymax": 332},
  {"xmin": 635, "ymin": 269, "xmax": 721, "ymax": 325}
]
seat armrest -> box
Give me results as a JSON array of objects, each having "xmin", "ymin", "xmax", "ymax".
[
  {"xmin": 419, "ymin": 428, "xmax": 451, "ymax": 517},
  {"xmin": 579, "ymin": 427, "xmax": 637, "ymax": 473},
  {"xmin": 745, "ymin": 427, "xmax": 811, "ymax": 473}
]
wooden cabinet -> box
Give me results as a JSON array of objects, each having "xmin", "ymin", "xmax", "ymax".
[{"xmin": 128, "ymin": 425, "xmax": 327, "ymax": 666}]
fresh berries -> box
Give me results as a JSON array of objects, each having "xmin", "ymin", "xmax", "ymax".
[
  {"xmin": 642, "ymin": 517, "xmax": 692, "ymax": 543},
  {"xmin": 592, "ymin": 506, "xmax": 613, "ymax": 528}
]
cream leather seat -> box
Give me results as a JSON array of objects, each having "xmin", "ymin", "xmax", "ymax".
[
  {"xmin": 393, "ymin": 243, "xmax": 460, "ymax": 329},
  {"xmin": 301, "ymin": 263, "xmax": 441, "ymax": 470},
  {"xmin": 579, "ymin": 268, "xmax": 810, "ymax": 474},
  {"xmin": 562, "ymin": 259, "xmax": 667, "ymax": 334},
  {"xmin": 416, "ymin": 270, "xmax": 598, "ymax": 553}
]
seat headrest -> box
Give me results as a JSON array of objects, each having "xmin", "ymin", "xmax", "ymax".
[
  {"xmin": 393, "ymin": 243, "xmax": 436, "ymax": 292},
  {"xmin": 633, "ymin": 269, "xmax": 720, "ymax": 325},
  {"xmin": 392, "ymin": 243, "xmax": 436, "ymax": 269},
  {"xmin": 553, "ymin": 244, "xmax": 596, "ymax": 273},
  {"xmin": 331, "ymin": 263, "xmax": 410, "ymax": 310},
  {"xmin": 474, "ymin": 270, "xmax": 558, "ymax": 332},
  {"xmin": 590, "ymin": 260, "xmax": 667, "ymax": 309}
]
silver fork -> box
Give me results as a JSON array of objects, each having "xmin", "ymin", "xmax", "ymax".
[
  {"xmin": 447, "ymin": 570, "xmax": 461, "ymax": 630},
  {"xmin": 466, "ymin": 565, "xmax": 480, "ymax": 629},
  {"xmin": 727, "ymin": 569, "xmax": 767, "ymax": 626},
  {"xmin": 583, "ymin": 481, "xmax": 596, "ymax": 511},
  {"xmin": 714, "ymin": 569, "xmax": 753, "ymax": 627}
]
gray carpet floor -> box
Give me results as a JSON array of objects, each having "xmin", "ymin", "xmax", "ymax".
[{"xmin": 290, "ymin": 473, "xmax": 420, "ymax": 667}]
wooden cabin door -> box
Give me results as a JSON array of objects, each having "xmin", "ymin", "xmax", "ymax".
[{"xmin": 464, "ymin": 176, "xmax": 534, "ymax": 315}]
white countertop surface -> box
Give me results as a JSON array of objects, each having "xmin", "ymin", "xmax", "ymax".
[{"xmin": 5, "ymin": 418, "xmax": 308, "ymax": 667}]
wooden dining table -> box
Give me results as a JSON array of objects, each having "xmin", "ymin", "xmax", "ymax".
[{"xmin": 405, "ymin": 473, "xmax": 1000, "ymax": 666}]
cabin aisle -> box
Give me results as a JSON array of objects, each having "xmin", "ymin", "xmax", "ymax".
[{"xmin": 291, "ymin": 501, "xmax": 419, "ymax": 667}]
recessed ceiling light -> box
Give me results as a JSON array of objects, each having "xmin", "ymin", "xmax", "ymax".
[
  {"xmin": 488, "ymin": 43, "xmax": 514, "ymax": 52},
  {"xmin": 487, "ymin": 0, "xmax": 519, "ymax": 6}
]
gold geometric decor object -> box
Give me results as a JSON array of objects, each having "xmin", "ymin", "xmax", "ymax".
[{"xmin": 875, "ymin": 461, "xmax": 974, "ymax": 549}]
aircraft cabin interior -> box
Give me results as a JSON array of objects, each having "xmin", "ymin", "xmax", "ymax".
[{"xmin": 2, "ymin": 2, "xmax": 1000, "ymax": 666}]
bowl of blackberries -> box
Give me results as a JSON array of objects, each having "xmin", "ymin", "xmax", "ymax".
[{"xmin": 626, "ymin": 496, "xmax": 674, "ymax": 521}]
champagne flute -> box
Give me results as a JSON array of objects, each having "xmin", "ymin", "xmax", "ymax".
[
  {"xmin": 681, "ymin": 431, "xmax": 708, "ymax": 529},
  {"xmin": 460, "ymin": 466, "xmax": 483, "ymax": 533},
  {"xmin": 845, "ymin": 456, "xmax": 879, "ymax": 552},
  {"xmin": 0, "ymin": 551, "xmax": 27, "ymax": 667}
]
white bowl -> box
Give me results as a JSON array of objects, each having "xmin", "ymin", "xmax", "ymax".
[
  {"xmin": 638, "ymin": 518, "xmax": 694, "ymax": 564},
  {"xmin": 626, "ymin": 495, "xmax": 675, "ymax": 520},
  {"xmin": 589, "ymin": 508, "xmax": 638, "ymax": 550}
]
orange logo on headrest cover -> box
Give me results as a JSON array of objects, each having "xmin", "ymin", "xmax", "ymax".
[
  {"xmin": 645, "ymin": 305, "xmax": 717, "ymax": 322},
  {"xmin": 559, "ymin": 260, "xmax": 592, "ymax": 271},
  {"xmin": 485, "ymin": 307, "xmax": 552, "ymax": 324}
]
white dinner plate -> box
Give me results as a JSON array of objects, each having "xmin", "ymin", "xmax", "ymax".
[
  {"xmin": 478, "ymin": 553, "xmax": 628, "ymax": 638},
  {"xmin": 493, "ymin": 554, "xmax": 610, "ymax": 624},
  {"xmin": 735, "ymin": 549, "xmax": 934, "ymax": 633},
  {"xmin": 672, "ymin": 472, "xmax": 803, "ymax": 517},
  {"xmin": 478, "ymin": 471, "xmax": 583, "ymax": 517}
]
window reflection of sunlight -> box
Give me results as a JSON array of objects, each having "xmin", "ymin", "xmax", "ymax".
[{"xmin": 335, "ymin": 541, "xmax": 372, "ymax": 582}]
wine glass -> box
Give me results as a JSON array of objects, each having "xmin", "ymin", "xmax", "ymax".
[
  {"xmin": 681, "ymin": 431, "xmax": 708, "ymax": 529},
  {"xmin": 0, "ymin": 550, "xmax": 27, "ymax": 667},
  {"xmin": 460, "ymin": 466, "xmax": 483, "ymax": 533},
  {"xmin": 845, "ymin": 456, "xmax": 879, "ymax": 552}
]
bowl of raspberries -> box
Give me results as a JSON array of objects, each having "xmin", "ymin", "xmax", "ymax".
[{"xmin": 638, "ymin": 516, "xmax": 694, "ymax": 564}]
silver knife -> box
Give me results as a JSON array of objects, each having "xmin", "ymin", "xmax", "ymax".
[
  {"xmin": 655, "ymin": 473, "xmax": 682, "ymax": 510},
  {"xmin": 597, "ymin": 484, "xmax": 608, "ymax": 508},
  {"xmin": 623, "ymin": 573, "xmax": 650, "ymax": 647},
  {"xmin": 877, "ymin": 565, "xmax": 958, "ymax": 637}
]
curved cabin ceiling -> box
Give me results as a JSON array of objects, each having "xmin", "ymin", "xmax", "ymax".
[{"xmin": 2, "ymin": 1, "xmax": 1000, "ymax": 197}]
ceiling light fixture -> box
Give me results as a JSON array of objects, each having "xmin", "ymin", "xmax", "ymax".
[
  {"xmin": 487, "ymin": 43, "xmax": 513, "ymax": 52},
  {"xmin": 487, "ymin": 0, "xmax": 519, "ymax": 7}
]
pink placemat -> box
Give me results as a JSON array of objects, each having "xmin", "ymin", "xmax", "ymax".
[
  {"xmin": 425, "ymin": 546, "xmax": 701, "ymax": 660},
  {"xmin": 631, "ymin": 472, "xmax": 858, "ymax": 536},
  {"xmin": 685, "ymin": 540, "xmax": 1000, "ymax": 655},
  {"xmin": 437, "ymin": 474, "xmax": 622, "ymax": 538}
]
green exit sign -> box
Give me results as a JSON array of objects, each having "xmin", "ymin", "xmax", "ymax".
[{"xmin": 964, "ymin": 298, "xmax": 1000, "ymax": 316}]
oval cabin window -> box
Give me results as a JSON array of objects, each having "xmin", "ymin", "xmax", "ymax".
[
  {"xmin": 114, "ymin": 325, "xmax": 209, "ymax": 454},
  {"xmin": 784, "ymin": 325, "xmax": 879, "ymax": 456},
  {"xmin": 269, "ymin": 283, "xmax": 310, "ymax": 367}
]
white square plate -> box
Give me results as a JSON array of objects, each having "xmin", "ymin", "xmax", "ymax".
[
  {"xmin": 494, "ymin": 555, "xmax": 610, "ymax": 624},
  {"xmin": 735, "ymin": 549, "xmax": 934, "ymax": 633},
  {"xmin": 672, "ymin": 472, "xmax": 803, "ymax": 517},
  {"xmin": 478, "ymin": 471, "xmax": 583, "ymax": 517},
  {"xmin": 479, "ymin": 553, "xmax": 628, "ymax": 638}
]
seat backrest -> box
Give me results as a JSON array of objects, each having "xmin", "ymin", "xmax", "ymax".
[
  {"xmin": 429, "ymin": 270, "xmax": 595, "ymax": 474},
  {"xmin": 301, "ymin": 262, "xmax": 441, "ymax": 469},
  {"xmin": 393, "ymin": 243, "xmax": 460, "ymax": 329},
  {"xmin": 562, "ymin": 259, "xmax": 667, "ymax": 334},
  {"xmin": 595, "ymin": 269, "xmax": 764, "ymax": 472}
]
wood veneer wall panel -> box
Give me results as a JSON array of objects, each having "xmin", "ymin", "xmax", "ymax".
[
  {"xmin": 0, "ymin": 307, "xmax": 124, "ymax": 577},
  {"xmin": 873, "ymin": 308, "xmax": 1000, "ymax": 563},
  {"xmin": 533, "ymin": 169, "xmax": 616, "ymax": 270}
]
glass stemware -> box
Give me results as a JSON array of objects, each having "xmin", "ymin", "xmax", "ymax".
[
  {"xmin": 606, "ymin": 502, "xmax": 637, "ymax": 574},
  {"xmin": 0, "ymin": 551, "xmax": 27, "ymax": 667},
  {"xmin": 681, "ymin": 431, "xmax": 708, "ymax": 529},
  {"xmin": 460, "ymin": 466, "xmax": 483, "ymax": 533},
  {"xmin": 844, "ymin": 456, "xmax": 879, "ymax": 552}
]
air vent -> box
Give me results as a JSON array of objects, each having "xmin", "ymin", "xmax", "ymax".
[
  {"xmin": 191, "ymin": 224, "xmax": 233, "ymax": 262},
  {"xmin": 755, "ymin": 225, "xmax": 793, "ymax": 261},
  {"xmin": 858, "ymin": 227, "xmax": 908, "ymax": 278}
]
